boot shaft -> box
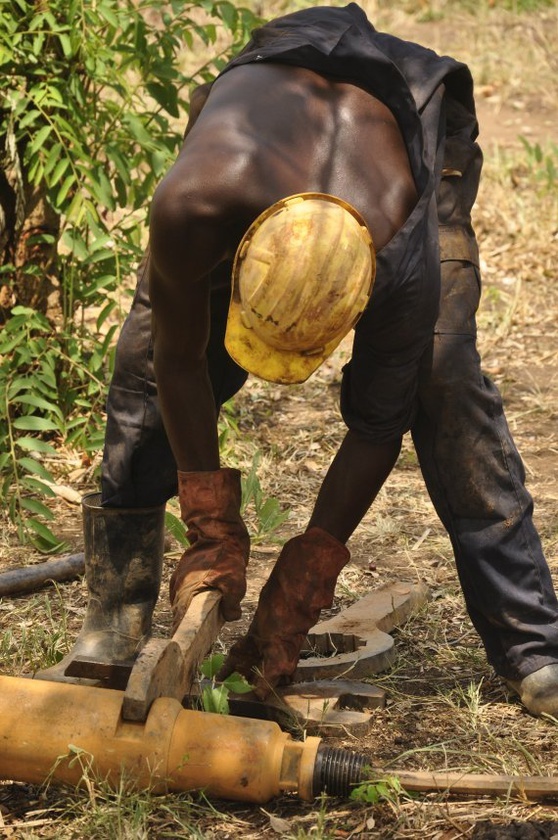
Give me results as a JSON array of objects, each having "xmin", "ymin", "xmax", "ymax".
[{"xmin": 83, "ymin": 493, "xmax": 165, "ymax": 608}]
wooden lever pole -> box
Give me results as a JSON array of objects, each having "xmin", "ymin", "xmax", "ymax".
[{"xmin": 372, "ymin": 769, "xmax": 558, "ymax": 801}]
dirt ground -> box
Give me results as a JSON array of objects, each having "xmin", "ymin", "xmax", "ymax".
[{"xmin": 1, "ymin": 3, "xmax": 558, "ymax": 839}]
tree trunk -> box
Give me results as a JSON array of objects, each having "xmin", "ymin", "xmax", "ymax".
[{"xmin": 0, "ymin": 125, "xmax": 60, "ymax": 325}]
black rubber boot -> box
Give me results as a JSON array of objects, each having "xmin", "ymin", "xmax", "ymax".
[{"xmin": 35, "ymin": 492, "xmax": 165, "ymax": 686}]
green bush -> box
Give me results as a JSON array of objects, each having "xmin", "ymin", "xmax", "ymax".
[{"xmin": 0, "ymin": 0, "xmax": 260, "ymax": 549}]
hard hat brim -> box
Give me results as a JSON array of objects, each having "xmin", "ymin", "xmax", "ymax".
[{"xmin": 225, "ymin": 288, "xmax": 344, "ymax": 384}]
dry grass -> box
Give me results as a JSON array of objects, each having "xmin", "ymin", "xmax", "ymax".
[{"xmin": 1, "ymin": 1, "xmax": 558, "ymax": 838}]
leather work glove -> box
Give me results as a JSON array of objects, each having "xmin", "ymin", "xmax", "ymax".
[
  {"xmin": 217, "ymin": 527, "xmax": 349, "ymax": 699},
  {"xmin": 169, "ymin": 468, "xmax": 250, "ymax": 631}
]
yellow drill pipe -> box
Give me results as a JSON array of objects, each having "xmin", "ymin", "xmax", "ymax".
[{"xmin": 0, "ymin": 675, "xmax": 321, "ymax": 803}]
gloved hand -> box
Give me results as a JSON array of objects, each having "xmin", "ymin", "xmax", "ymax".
[
  {"xmin": 217, "ymin": 527, "xmax": 349, "ymax": 699},
  {"xmin": 169, "ymin": 468, "xmax": 250, "ymax": 631}
]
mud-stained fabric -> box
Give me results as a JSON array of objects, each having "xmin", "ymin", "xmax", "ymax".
[{"xmin": 412, "ymin": 105, "xmax": 558, "ymax": 679}]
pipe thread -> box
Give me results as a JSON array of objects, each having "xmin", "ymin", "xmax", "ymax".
[{"xmin": 313, "ymin": 745, "xmax": 368, "ymax": 798}]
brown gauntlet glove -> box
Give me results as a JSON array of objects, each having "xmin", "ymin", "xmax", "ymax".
[
  {"xmin": 217, "ymin": 527, "xmax": 349, "ymax": 699},
  {"xmin": 169, "ymin": 468, "xmax": 250, "ymax": 631}
]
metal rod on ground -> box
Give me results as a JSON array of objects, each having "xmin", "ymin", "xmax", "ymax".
[{"xmin": 0, "ymin": 553, "xmax": 85, "ymax": 597}]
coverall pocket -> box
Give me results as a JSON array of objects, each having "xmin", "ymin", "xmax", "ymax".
[{"xmin": 435, "ymin": 255, "xmax": 481, "ymax": 337}]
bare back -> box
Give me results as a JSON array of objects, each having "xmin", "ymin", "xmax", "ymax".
[
  {"xmin": 148, "ymin": 61, "xmax": 421, "ymax": 472},
  {"xmin": 177, "ymin": 63, "xmax": 418, "ymax": 255}
]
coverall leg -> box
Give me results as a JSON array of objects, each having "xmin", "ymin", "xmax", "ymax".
[{"xmin": 412, "ymin": 118, "xmax": 558, "ymax": 681}]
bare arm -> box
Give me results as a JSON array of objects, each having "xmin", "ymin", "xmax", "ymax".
[
  {"xmin": 150, "ymin": 278, "xmax": 218, "ymax": 471},
  {"xmin": 149, "ymin": 197, "xmax": 229, "ymax": 471},
  {"xmin": 308, "ymin": 430, "xmax": 401, "ymax": 543},
  {"xmin": 145, "ymin": 79, "xmax": 230, "ymax": 471}
]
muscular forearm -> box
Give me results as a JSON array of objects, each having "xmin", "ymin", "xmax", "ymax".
[
  {"xmin": 308, "ymin": 430, "xmax": 401, "ymax": 543},
  {"xmin": 154, "ymin": 354, "xmax": 220, "ymax": 472},
  {"xmin": 150, "ymin": 245, "xmax": 224, "ymax": 473}
]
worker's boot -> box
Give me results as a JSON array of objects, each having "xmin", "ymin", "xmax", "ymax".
[
  {"xmin": 218, "ymin": 527, "xmax": 350, "ymax": 699},
  {"xmin": 507, "ymin": 665, "xmax": 558, "ymax": 717},
  {"xmin": 35, "ymin": 492, "xmax": 165, "ymax": 686}
]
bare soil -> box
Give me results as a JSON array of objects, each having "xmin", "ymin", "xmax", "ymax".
[{"xmin": 1, "ymin": 4, "xmax": 558, "ymax": 839}]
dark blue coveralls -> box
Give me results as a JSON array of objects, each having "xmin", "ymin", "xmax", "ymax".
[{"xmin": 100, "ymin": 4, "xmax": 558, "ymax": 681}]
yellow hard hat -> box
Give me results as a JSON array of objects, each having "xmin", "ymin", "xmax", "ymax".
[{"xmin": 225, "ymin": 192, "xmax": 375, "ymax": 384}]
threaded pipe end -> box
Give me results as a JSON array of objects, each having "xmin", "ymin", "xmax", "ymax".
[{"xmin": 313, "ymin": 745, "xmax": 368, "ymax": 798}]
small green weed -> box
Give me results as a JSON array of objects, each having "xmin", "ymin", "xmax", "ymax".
[
  {"xmin": 198, "ymin": 652, "xmax": 253, "ymax": 715},
  {"xmin": 163, "ymin": 449, "xmax": 290, "ymax": 549},
  {"xmin": 350, "ymin": 773, "xmax": 407, "ymax": 806},
  {"xmin": 241, "ymin": 451, "xmax": 290, "ymax": 543},
  {"xmin": 503, "ymin": 0, "xmax": 555, "ymax": 10},
  {"xmin": 218, "ymin": 398, "xmax": 241, "ymax": 460},
  {"xmin": 283, "ymin": 793, "xmax": 335, "ymax": 839},
  {"xmin": 46, "ymin": 748, "xmax": 158, "ymax": 839}
]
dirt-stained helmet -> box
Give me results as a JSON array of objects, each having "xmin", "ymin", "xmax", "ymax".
[{"xmin": 225, "ymin": 192, "xmax": 375, "ymax": 384}]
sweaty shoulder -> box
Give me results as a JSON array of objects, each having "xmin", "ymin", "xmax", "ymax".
[{"xmin": 183, "ymin": 63, "xmax": 418, "ymax": 251}]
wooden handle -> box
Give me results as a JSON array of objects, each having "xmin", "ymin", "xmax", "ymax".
[{"xmin": 372, "ymin": 769, "xmax": 558, "ymax": 801}]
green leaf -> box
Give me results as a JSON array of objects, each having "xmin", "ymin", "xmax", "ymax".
[
  {"xmin": 22, "ymin": 476, "xmax": 57, "ymax": 497},
  {"xmin": 164, "ymin": 511, "xmax": 190, "ymax": 548},
  {"xmin": 82, "ymin": 428, "xmax": 105, "ymax": 453},
  {"xmin": 20, "ymin": 497, "xmax": 55, "ymax": 520},
  {"xmin": 216, "ymin": 2, "xmax": 237, "ymax": 32},
  {"xmin": 123, "ymin": 113, "xmax": 154, "ymax": 146},
  {"xmin": 96, "ymin": 2, "xmax": 119, "ymax": 28},
  {"xmin": 59, "ymin": 229, "xmax": 88, "ymax": 260},
  {"xmin": 146, "ymin": 82, "xmax": 179, "ymax": 117},
  {"xmin": 56, "ymin": 173, "xmax": 76, "ymax": 205},
  {"xmin": 199, "ymin": 653, "xmax": 225, "ymax": 679},
  {"xmin": 201, "ymin": 684, "xmax": 229, "ymax": 715},
  {"xmin": 96, "ymin": 299, "xmax": 117, "ymax": 332},
  {"xmin": 221, "ymin": 673, "xmax": 253, "ymax": 695},
  {"xmin": 12, "ymin": 416, "xmax": 59, "ymax": 432},
  {"xmin": 26, "ymin": 518, "xmax": 68, "ymax": 554},
  {"xmin": 18, "ymin": 457, "xmax": 54, "ymax": 481},
  {"xmin": 16, "ymin": 436, "xmax": 58, "ymax": 456},
  {"xmin": 31, "ymin": 32, "xmax": 46, "ymax": 57},
  {"xmin": 0, "ymin": 335, "xmax": 24, "ymax": 355},
  {"xmin": 8, "ymin": 382, "xmax": 42, "ymax": 404},
  {"xmin": 350, "ymin": 775, "xmax": 404, "ymax": 804},
  {"xmin": 17, "ymin": 108, "xmax": 41, "ymax": 130},
  {"xmin": 11, "ymin": 394, "xmax": 63, "ymax": 418},
  {"xmin": 58, "ymin": 32, "xmax": 73, "ymax": 58},
  {"xmin": 10, "ymin": 305, "xmax": 47, "ymax": 322},
  {"xmin": 27, "ymin": 123, "xmax": 53, "ymax": 156},
  {"xmin": 49, "ymin": 156, "xmax": 71, "ymax": 186}
]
